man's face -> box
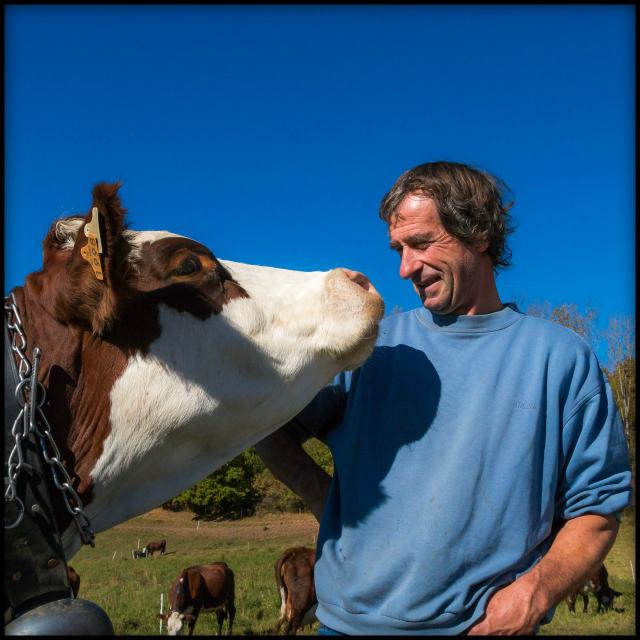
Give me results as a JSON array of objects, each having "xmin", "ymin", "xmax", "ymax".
[{"xmin": 388, "ymin": 193, "xmax": 490, "ymax": 315}]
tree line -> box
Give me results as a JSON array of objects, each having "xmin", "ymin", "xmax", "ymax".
[
  {"xmin": 164, "ymin": 302, "xmax": 635, "ymax": 519},
  {"xmin": 163, "ymin": 438, "xmax": 332, "ymax": 519}
]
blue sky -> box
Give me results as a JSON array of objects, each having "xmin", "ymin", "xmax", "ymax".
[{"xmin": 4, "ymin": 5, "xmax": 634, "ymax": 366}]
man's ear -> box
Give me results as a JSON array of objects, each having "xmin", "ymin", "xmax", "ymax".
[{"xmin": 35, "ymin": 181, "xmax": 132, "ymax": 335}]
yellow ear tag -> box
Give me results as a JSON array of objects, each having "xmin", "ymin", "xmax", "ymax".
[{"xmin": 80, "ymin": 207, "xmax": 104, "ymax": 281}]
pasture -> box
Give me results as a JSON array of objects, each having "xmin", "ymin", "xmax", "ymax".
[{"xmin": 71, "ymin": 509, "xmax": 635, "ymax": 635}]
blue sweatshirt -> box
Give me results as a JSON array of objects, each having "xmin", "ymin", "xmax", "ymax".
[{"xmin": 288, "ymin": 304, "xmax": 631, "ymax": 635}]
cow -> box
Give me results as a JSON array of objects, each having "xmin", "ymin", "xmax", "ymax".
[
  {"xmin": 158, "ymin": 563, "xmax": 235, "ymax": 635},
  {"xmin": 566, "ymin": 564, "xmax": 623, "ymax": 614},
  {"xmin": 145, "ymin": 539, "xmax": 167, "ymax": 557},
  {"xmin": 275, "ymin": 546, "xmax": 318, "ymax": 635},
  {"xmin": 67, "ymin": 566, "xmax": 80, "ymax": 598},
  {"xmin": 133, "ymin": 549, "xmax": 147, "ymax": 559},
  {"xmin": 5, "ymin": 182, "xmax": 384, "ymax": 562}
]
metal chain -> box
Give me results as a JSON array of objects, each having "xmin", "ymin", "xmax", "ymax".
[{"xmin": 4, "ymin": 292, "xmax": 95, "ymax": 547}]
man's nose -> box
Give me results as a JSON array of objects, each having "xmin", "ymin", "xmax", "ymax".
[{"xmin": 399, "ymin": 247, "xmax": 420, "ymax": 280}]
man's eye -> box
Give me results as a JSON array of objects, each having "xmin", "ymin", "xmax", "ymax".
[{"xmin": 173, "ymin": 256, "xmax": 201, "ymax": 276}]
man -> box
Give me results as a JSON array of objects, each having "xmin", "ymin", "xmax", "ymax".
[{"xmin": 255, "ymin": 161, "xmax": 631, "ymax": 635}]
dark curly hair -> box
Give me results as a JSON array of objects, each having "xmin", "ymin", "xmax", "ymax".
[{"xmin": 379, "ymin": 161, "xmax": 516, "ymax": 271}]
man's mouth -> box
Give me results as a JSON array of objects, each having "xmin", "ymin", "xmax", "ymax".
[{"xmin": 416, "ymin": 275, "xmax": 440, "ymax": 295}]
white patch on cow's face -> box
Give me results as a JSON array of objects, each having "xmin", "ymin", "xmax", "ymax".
[
  {"xmin": 220, "ymin": 260, "xmax": 383, "ymax": 370},
  {"xmin": 125, "ymin": 230, "xmax": 186, "ymax": 265},
  {"xmin": 166, "ymin": 612, "xmax": 184, "ymax": 635}
]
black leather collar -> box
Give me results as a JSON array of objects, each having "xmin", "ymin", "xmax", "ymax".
[{"xmin": 4, "ymin": 315, "xmax": 71, "ymax": 621}]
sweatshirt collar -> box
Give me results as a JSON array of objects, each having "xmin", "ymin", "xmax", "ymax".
[{"xmin": 415, "ymin": 302, "xmax": 523, "ymax": 332}]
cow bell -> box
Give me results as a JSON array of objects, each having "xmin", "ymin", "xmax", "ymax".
[{"xmin": 5, "ymin": 598, "xmax": 114, "ymax": 635}]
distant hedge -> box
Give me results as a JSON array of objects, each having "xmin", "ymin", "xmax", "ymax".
[{"xmin": 163, "ymin": 439, "xmax": 333, "ymax": 519}]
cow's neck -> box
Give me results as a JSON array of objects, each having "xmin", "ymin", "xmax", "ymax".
[{"xmin": 14, "ymin": 282, "xmax": 124, "ymax": 547}]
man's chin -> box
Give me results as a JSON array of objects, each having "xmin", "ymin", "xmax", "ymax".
[
  {"xmin": 421, "ymin": 295, "xmax": 451, "ymax": 315},
  {"xmin": 415, "ymin": 282, "xmax": 450, "ymax": 314}
]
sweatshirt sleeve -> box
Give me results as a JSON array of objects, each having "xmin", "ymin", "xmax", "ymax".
[
  {"xmin": 279, "ymin": 376, "xmax": 349, "ymax": 444},
  {"xmin": 555, "ymin": 381, "xmax": 632, "ymax": 521}
]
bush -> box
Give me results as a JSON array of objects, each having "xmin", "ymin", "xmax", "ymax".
[
  {"xmin": 253, "ymin": 468, "xmax": 307, "ymax": 515},
  {"xmin": 163, "ymin": 449, "xmax": 265, "ymax": 519},
  {"xmin": 163, "ymin": 438, "xmax": 334, "ymax": 519}
]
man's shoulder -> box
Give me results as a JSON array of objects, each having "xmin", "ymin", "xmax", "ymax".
[
  {"xmin": 517, "ymin": 312, "xmax": 594, "ymax": 354},
  {"xmin": 517, "ymin": 313, "xmax": 604, "ymax": 394}
]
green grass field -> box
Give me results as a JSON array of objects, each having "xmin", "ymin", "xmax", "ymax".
[
  {"xmin": 71, "ymin": 509, "xmax": 635, "ymax": 635},
  {"xmin": 539, "ymin": 512, "xmax": 635, "ymax": 636}
]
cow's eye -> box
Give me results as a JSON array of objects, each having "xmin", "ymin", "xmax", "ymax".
[{"xmin": 174, "ymin": 256, "xmax": 201, "ymax": 276}]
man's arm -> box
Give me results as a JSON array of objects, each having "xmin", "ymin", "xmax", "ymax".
[
  {"xmin": 254, "ymin": 429, "xmax": 331, "ymax": 522},
  {"xmin": 467, "ymin": 512, "xmax": 619, "ymax": 635},
  {"xmin": 254, "ymin": 384, "xmax": 347, "ymax": 522}
]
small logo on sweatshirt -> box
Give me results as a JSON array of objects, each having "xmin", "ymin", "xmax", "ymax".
[{"xmin": 515, "ymin": 400, "xmax": 537, "ymax": 411}]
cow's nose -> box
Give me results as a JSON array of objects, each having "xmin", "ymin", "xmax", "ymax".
[{"xmin": 339, "ymin": 269, "xmax": 375, "ymax": 294}]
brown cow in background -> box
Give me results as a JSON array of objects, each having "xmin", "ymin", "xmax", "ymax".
[
  {"xmin": 145, "ymin": 539, "xmax": 167, "ymax": 557},
  {"xmin": 275, "ymin": 546, "xmax": 318, "ymax": 635},
  {"xmin": 158, "ymin": 562, "xmax": 235, "ymax": 635},
  {"xmin": 566, "ymin": 563, "xmax": 623, "ymax": 614}
]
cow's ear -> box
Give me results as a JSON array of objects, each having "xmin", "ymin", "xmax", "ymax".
[
  {"xmin": 156, "ymin": 613, "xmax": 167, "ymax": 621},
  {"xmin": 37, "ymin": 182, "xmax": 133, "ymax": 335}
]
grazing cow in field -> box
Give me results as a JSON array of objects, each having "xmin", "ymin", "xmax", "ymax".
[
  {"xmin": 5, "ymin": 182, "xmax": 384, "ymax": 561},
  {"xmin": 275, "ymin": 546, "xmax": 318, "ymax": 635},
  {"xmin": 145, "ymin": 539, "xmax": 167, "ymax": 556},
  {"xmin": 67, "ymin": 566, "xmax": 80, "ymax": 598},
  {"xmin": 566, "ymin": 564, "xmax": 622, "ymax": 614},
  {"xmin": 158, "ymin": 563, "xmax": 235, "ymax": 635}
]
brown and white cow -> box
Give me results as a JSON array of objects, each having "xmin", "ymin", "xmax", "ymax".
[
  {"xmin": 7, "ymin": 182, "xmax": 384, "ymax": 560},
  {"xmin": 566, "ymin": 564, "xmax": 622, "ymax": 614},
  {"xmin": 275, "ymin": 546, "xmax": 318, "ymax": 635},
  {"xmin": 144, "ymin": 539, "xmax": 167, "ymax": 557},
  {"xmin": 158, "ymin": 563, "xmax": 235, "ymax": 635}
]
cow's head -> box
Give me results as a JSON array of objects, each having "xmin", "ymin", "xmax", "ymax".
[
  {"xmin": 600, "ymin": 586, "xmax": 623, "ymax": 610},
  {"xmin": 157, "ymin": 572, "xmax": 195, "ymax": 635},
  {"xmin": 157, "ymin": 611, "xmax": 193, "ymax": 636},
  {"xmin": 20, "ymin": 182, "xmax": 384, "ymax": 555}
]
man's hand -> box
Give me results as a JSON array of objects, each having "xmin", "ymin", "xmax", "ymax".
[
  {"xmin": 467, "ymin": 513, "xmax": 619, "ymax": 635},
  {"xmin": 466, "ymin": 574, "xmax": 546, "ymax": 635}
]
